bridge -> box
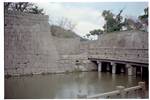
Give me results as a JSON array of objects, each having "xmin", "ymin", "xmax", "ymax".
[{"xmin": 87, "ymin": 47, "xmax": 148, "ymax": 76}]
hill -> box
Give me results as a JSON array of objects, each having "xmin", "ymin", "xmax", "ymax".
[{"xmin": 50, "ymin": 25, "xmax": 80, "ymax": 38}]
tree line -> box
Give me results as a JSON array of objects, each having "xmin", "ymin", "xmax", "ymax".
[
  {"xmin": 4, "ymin": 2, "xmax": 44, "ymax": 15},
  {"xmin": 86, "ymin": 7, "xmax": 148, "ymax": 38},
  {"xmin": 4, "ymin": 2, "xmax": 148, "ymax": 38}
]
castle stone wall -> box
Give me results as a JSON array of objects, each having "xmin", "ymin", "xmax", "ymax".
[
  {"xmin": 80, "ymin": 30, "xmax": 148, "ymax": 64},
  {"xmin": 53, "ymin": 37, "xmax": 81, "ymax": 55},
  {"xmin": 4, "ymin": 11, "xmax": 148, "ymax": 76},
  {"xmin": 4, "ymin": 11, "xmax": 97, "ymax": 76},
  {"xmin": 5, "ymin": 11, "xmax": 60, "ymax": 76},
  {"xmin": 52, "ymin": 37, "xmax": 97, "ymax": 72},
  {"xmin": 98, "ymin": 30, "xmax": 148, "ymax": 49}
]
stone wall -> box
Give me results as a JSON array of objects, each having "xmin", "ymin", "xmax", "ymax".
[
  {"xmin": 4, "ymin": 11, "xmax": 97, "ymax": 76},
  {"xmin": 53, "ymin": 37, "xmax": 81, "ymax": 55},
  {"xmin": 5, "ymin": 11, "xmax": 148, "ymax": 76},
  {"xmin": 80, "ymin": 30, "xmax": 148, "ymax": 64},
  {"xmin": 58, "ymin": 55, "xmax": 97, "ymax": 72},
  {"xmin": 4, "ymin": 11, "xmax": 60, "ymax": 76},
  {"xmin": 98, "ymin": 30, "xmax": 148, "ymax": 49},
  {"xmin": 52, "ymin": 37, "xmax": 97, "ymax": 72}
]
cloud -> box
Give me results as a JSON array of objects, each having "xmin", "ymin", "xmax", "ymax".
[
  {"xmin": 36, "ymin": 2, "xmax": 105, "ymax": 38},
  {"xmin": 75, "ymin": 21, "xmax": 100, "ymax": 35}
]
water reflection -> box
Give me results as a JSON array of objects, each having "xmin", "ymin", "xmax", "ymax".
[{"xmin": 5, "ymin": 71, "xmax": 143, "ymax": 99}]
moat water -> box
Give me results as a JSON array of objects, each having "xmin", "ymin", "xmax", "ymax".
[{"xmin": 5, "ymin": 71, "xmax": 147, "ymax": 99}]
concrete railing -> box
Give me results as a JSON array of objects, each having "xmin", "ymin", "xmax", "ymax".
[{"xmin": 78, "ymin": 82, "xmax": 146, "ymax": 99}]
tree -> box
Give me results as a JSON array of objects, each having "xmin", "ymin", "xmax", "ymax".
[
  {"xmin": 123, "ymin": 18, "xmax": 143, "ymax": 30},
  {"xmin": 102, "ymin": 10, "xmax": 116, "ymax": 32},
  {"xmin": 87, "ymin": 9, "xmax": 124, "ymax": 38},
  {"xmin": 138, "ymin": 7, "xmax": 148, "ymax": 30},
  {"xmin": 4, "ymin": 2, "xmax": 11, "ymax": 10},
  {"xmin": 4, "ymin": 2, "xmax": 44, "ymax": 15},
  {"xmin": 90, "ymin": 7, "xmax": 148, "ymax": 36},
  {"xmin": 123, "ymin": 7, "xmax": 148, "ymax": 31},
  {"xmin": 115, "ymin": 9, "xmax": 124, "ymax": 30},
  {"xmin": 29, "ymin": 6, "xmax": 44, "ymax": 14},
  {"xmin": 50, "ymin": 17, "xmax": 77, "ymax": 37},
  {"xmin": 56, "ymin": 17, "xmax": 76, "ymax": 31},
  {"xmin": 89, "ymin": 29, "xmax": 103, "ymax": 36},
  {"xmin": 139, "ymin": 7, "xmax": 148, "ymax": 21},
  {"xmin": 86, "ymin": 34, "xmax": 91, "ymax": 38},
  {"xmin": 102, "ymin": 9, "xmax": 124, "ymax": 32}
]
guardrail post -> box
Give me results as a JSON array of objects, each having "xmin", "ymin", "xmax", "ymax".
[
  {"xmin": 116, "ymin": 86, "xmax": 125, "ymax": 98},
  {"xmin": 138, "ymin": 82, "xmax": 146, "ymax": 98}
]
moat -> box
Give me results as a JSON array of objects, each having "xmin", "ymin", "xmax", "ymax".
[
  {"xmin": 5, "ymin": 71, "xmax": 147, "ymax": 99},
  {"xmin": 3, "ymin": 2, "xmax": 149, "ymax": 99}
]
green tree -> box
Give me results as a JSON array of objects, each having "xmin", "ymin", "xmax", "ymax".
[
  {"xmin": 138, "ymin": 7, "xmax": 148, "ymax": 26},
  {"xmin": 90, "ymin": 7, "xmax": 148, "ymax": 36},
  {"xmin": 89, "ymin": 29, "xmax": 103, "ymax": 36},
  {"xmin": 86, "ymin": 33, "xmax": 91, "ymax": 38},
  {"xmin": 29, "ymin": 5, "xmax": 44, "ymax": 14},
  {"xmin": 102, "ymin": 9, "xmax": 124, "ymax": 32},
  {"xmin": 4, "ymin": 2, "xmax": 44, "ymax": 15}
]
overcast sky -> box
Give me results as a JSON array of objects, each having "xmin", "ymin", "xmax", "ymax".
[{"xmin": 36, "ymin": 2, "xmax": 148, "ymax": 39}]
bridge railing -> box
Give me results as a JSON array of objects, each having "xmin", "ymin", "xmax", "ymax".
[{"xmin": 78, "ymin": 82, "xmax": 146, "ymax": 99}]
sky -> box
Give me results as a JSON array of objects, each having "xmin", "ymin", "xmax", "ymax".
[{"xmin": 37, "ymin": 2, "xmax": 148, "ymax": 39}]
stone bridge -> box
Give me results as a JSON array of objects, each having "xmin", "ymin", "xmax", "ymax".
[
  {"xmin": 79, "ymin": 30, "xmax": 148, "ymax": 76},
  {"xmin": 87, "ymin": 48, "xmax": 148, "ymax": 76},
  {"xmin": 88, "ymin": 47, "xmax": 148, "ymax": 65}
]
